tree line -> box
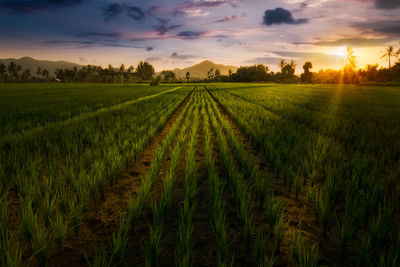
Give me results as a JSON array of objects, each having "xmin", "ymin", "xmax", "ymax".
[
  {"xmin": 204, "ymin": 46, "xmax": 400, "ymax": 84},
  {"xmin": 0, "ymin": 61, "xmax": 156, "ymax": 83},
  {"xmin": 1, "ymin": 45, "xmax": 399, "ymax": 84}
]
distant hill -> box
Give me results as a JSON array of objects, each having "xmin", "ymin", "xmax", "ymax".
[
  {"xmin": 0, "ymin": 57, "xmax": 81, "ymax": 76},
  {"xmin": 171, "ymin": 60, "xmax": 238, "ymax": 79}
]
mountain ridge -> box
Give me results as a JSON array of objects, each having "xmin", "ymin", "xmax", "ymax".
[
  {"xmin": 0, "ymin": 57, "xmax": 81, "ymax": 76},
  {"xmin": 0, "ymin": 57, "xmax": 238, "ymax": 79},
  {"xmin": 170, "ymin": 60, "xmax": 238, "ymax": 79}
]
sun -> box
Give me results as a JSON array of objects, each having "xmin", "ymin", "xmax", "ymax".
[{"xmin": 332, "ymin": 46, "xmax": 348, "ymax": 58}]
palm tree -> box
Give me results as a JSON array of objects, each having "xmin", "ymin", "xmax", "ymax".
[
  {"xmin": 381, "ymin": 45, "xmax": 395, "ymax": 69},
  {"xmin": 346, "ymin": 47, "xmax": 357, "ymax": 69}
]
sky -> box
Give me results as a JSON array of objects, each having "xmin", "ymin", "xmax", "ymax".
[{"xmin": 0, "ymin": 0, "xmax": 399, "ymax": 72}]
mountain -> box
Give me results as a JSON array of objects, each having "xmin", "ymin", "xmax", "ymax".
[
  {"xmin": 171, "ymin": 60, "xmax": 238, "ymax": 79},
  {"xmin": 0, "ymin": 57, "xmax": 81, "ymax": 76}
]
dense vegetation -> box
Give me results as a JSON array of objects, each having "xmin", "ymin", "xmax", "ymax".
[
  {"xmin": 0, "ymin": 83, "xmax": 177, "ymax": 137},
  {"xmin": 0, "ymin": 83, "xmax": 399, "ymax": 266},
  {"xmin": 2, "ymin": 46, "xmax": 399, "ymax": 85}
]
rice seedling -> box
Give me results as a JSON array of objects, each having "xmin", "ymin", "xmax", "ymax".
[
  {"xmin": 69, "ymin": 197, "xmax": 84, "ymax": 237},
  {"xmin": 289, "ymin": 231, "xmax": 319, "ymax": 267},
  {"xmin": 19, "ymin": 197, "xmax": 39, "ymax": 243},
  {"xmin": 30, "ymin": 224, "xmax": 51, "ymax": 267},
  {"xmin": 274, "ymin": 215, "xmax": 289, "ymax": 253},
  {"xmin": 146, "ymin": 224, "xmax": 163, "ymax": 267},
  {"xmin": 265, "ymin": 195, "xmax": 283, "ymax": 232},
  {"xmin": 315, "ymin": 189, "xmax": 333, "ymax": 237},
  {"xmin": 50, "ymin": 212, "xmax": 69, "ymax": 251},
  {"xmin": 177, "ymin": 207, "xmax": 194, "ymax": 267},
  {"xmin": 357, "ymin": 233, "xmax": 372, "ymax": 266},
  {"xmin": 109, "ymin": 215, "xmax": 130, "ymax": 267},
  {"xmin": 294, "ymin": 175, "xmax": 304, "ymax": 201},
  {"xmin": 255, "ymin": 233, "xmax": 275, "ymax": 267},
  {"xmin": 306, "ymin": 185, "xmax": 315, "ymax": 210},
  {"xmin": 336, "ymin": 214, "xmax": 356, "ymax": 257},
  {"xmin": 127, "ymin": 196, "xmax": 142, "ymax": 232},
  {"xmin": 88, "ymin": 245, "xmax": 109, "ymax": 267},
  {"xmin": 1, "ymin": 232, "xmax": 23, "ymax": 267},
  {"xmin": 43, "ymin": 193, "xmax": 57, "ymax": 227}
]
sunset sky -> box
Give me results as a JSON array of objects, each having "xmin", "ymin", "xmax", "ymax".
[{"xmin": 0, "ymin": 0, "xmax": 399, "ymax": 72}]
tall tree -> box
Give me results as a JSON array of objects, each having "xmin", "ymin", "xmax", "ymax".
[
  {"xmin": 0, "ymin": 63, "xmax": 6, "ymax": 81},
  {"xmin": 161, "ymin": 70, "xmax": 176, "ymax": 82},
  {"xmin": 301, "ymin": 61, "xmax": 313, "ymax": 83},
  {"xmin": 136, "ymin": 61, "xmax": 155, "ymax": 81},
  {"xmin": 346, "ymin": 47, "xmax": 357, "ymax": 69},
  {"xmin": 381, "ymin": 45, "xmax": 395, "ymax": 69},
  {"xmin": 207, "ymin": 68, "xmax": 214, "ymax": 81},
  {"xmin": 42, "ymin": 69, "xmax": 50, "ymax": 80},
  {"xmin": 186, "ymin": 72, "xmax": 191, "ymax": 83}
]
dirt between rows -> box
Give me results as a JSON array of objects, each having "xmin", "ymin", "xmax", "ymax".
[
  {"xmin": 205, "ymin": 87, "xmax": 355, "ymax": 266},
  {"xmin": 47, "ymin": 88, "xmax": 195, "ymax": 267}
]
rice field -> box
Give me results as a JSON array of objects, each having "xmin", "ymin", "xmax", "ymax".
[{"xmin": 0, "ymin": 83, "xmax": 399, "ymax": 266}]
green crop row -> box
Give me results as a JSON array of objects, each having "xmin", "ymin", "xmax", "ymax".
[
  {"xmin": 201, "ymin": 94, "xmax": 229, "ymax": 266},
  {"xmin": 87, "ymin": 90, "xmax": 195, "ymax": 267},
  {"xmin": 207, "ymin": 84, "xmax": 399, "ymax": 266},
  {"xmin": 0, "ymin": 86, "xmax": 192, "ymax": 266},
  {"xmin": 177, "ymin": 95, "xmax": 200, "ymax": 267}
]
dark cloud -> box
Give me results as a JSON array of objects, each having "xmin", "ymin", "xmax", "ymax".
[
  {"xmin": 153, "ymin": 24, "xmax": 183, "ymax": 35},
  {"xmin": 146, "ymin": 47, "xmax": 153, "ymax": 51},
  {"xmin": 294, "ymin": 37, "xmax": 391, "ymax": 47},
  {"xmin": 263, "ymin": 8, "xmax": 309, "ymax": 25},
  {"xmin": 101, "ymin": 3, "xmax": 145, "ymax": 21},
  {"xmin": 374, "ymin": 0, "xmax": 400, "ymax": 9},
  {"xmin": 176, "ymin": 31, "xmax": 206, "ymax": 39},
  {"xmin": 43, "ymin": 39, "xmax": 141, "ymax": 49},
  {"xmin": 75, "ymin": 32, "xmax": 122, "ymax": 38},
  {"xmin": 126, "ymin": 6, "xmax": 145, "ymax": 21},
  {"xmin": 101, "ymin": 3, "xmax": 124, "ymax": 20},
  {"xmin": 214, "ymin": 13, "xmax": 246, "ymax": 23},
  {"xmin": 170, "ymin": 52, "xmax": 196, "ymax": 60},
  {"xmin": 0, "ymin": 0, "xmax": 83, "ymax": 14},
  {"xmin": 351, "ymin": 20, "xmax": 400, "ymax": 36}
]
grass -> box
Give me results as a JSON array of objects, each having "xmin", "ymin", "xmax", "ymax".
[{"xmin": 2, "ymin": 83, "xmax": 400, "ymax": 266}]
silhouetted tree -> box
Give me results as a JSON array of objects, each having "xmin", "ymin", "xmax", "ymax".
[
  {"xmin": 207, "ymin": 68, "xmax": 214, "ymax": 81},
  {"xmin": 343, "ymin": 47, "xmax": 359, "ymax": 84},
  {"xmin": 232, "ymin": 64, "xmax": 270, "ymax": 82},
  {"xmin": 301, "ymin": 61, "xmax": 313, "ymax": 83},
  {"xmin": 42, "ymin": 69, "xmax": 50, "ymax": 80},
  {"xmin": 215, "ymin": 69, "xmax": 221, "ymax": 76},
  {"xmin": 381, "ymin": 45, "xmax": 395, "ymax": 69},
  {"xmin": 346, "ymin": 47, "xmax": 357, "ymax": 69},
  {"xmin": 0, "ymin": 63, "xmax": 6, "ymax": 81},
  {"xmin": 277, "ymin": 59, "xmax": 297, "ymax": 82},
  {"xmin": 21, "ymin": 68, "xmax": 31, "ymax": 81},
  {"xmin": 186, "ymin": 72, "xmax": 191, "ymax": 83},
  {"xmin": 136, "ymin": 61, "xmax": 155, "ymax": 81},
  {"xmin": 160, "ymin": 70, "xmax": 176, "ymax": 82}
]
